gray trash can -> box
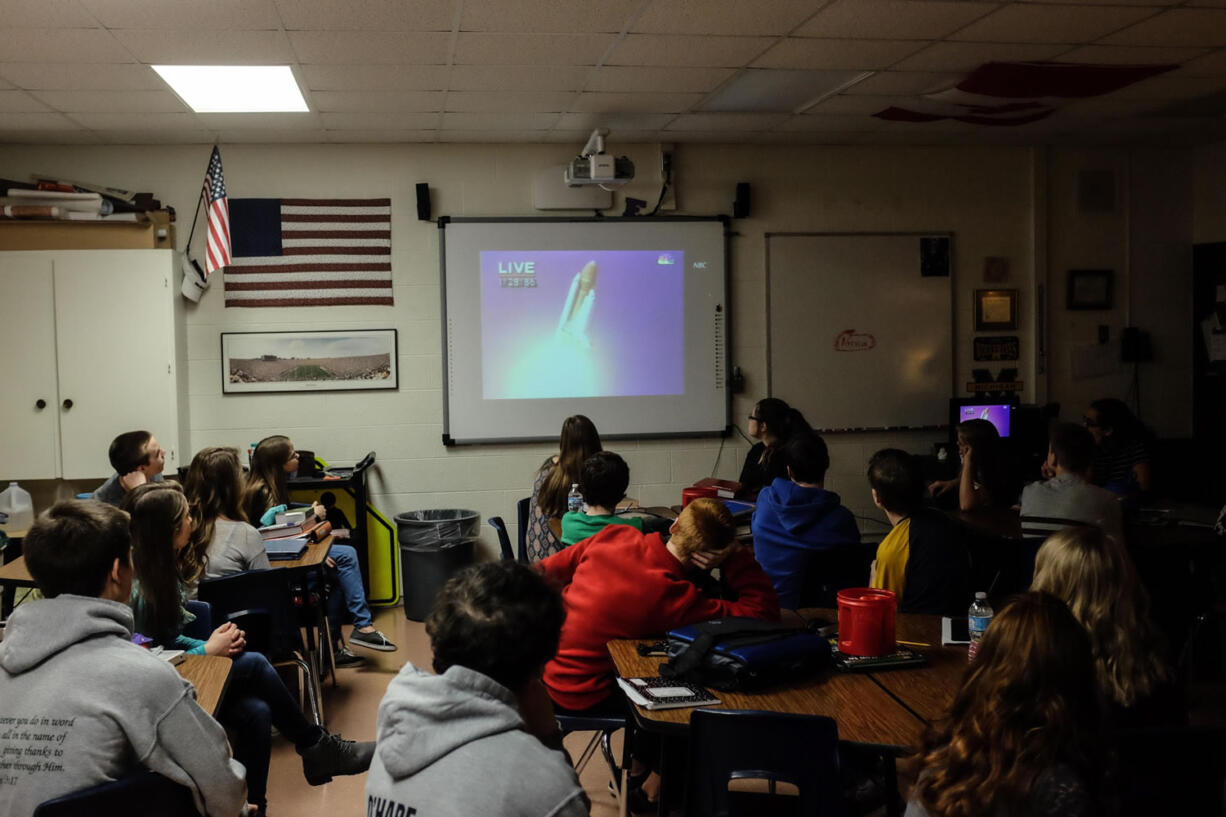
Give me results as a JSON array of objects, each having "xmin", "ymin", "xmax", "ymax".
[{"xmin": 396, "ymin": 509, "xmax": 479, "ymax": 621}]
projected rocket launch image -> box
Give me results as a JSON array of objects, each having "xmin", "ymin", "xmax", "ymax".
[{"xmin": 478, "ymin": 250, "xmax": 684, "ymax": 400}]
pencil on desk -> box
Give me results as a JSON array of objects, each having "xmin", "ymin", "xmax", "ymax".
[{"xmin": 897, "ymin": 639, "xmax": 931, "ymax": 648}]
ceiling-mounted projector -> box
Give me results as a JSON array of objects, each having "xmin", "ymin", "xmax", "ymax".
[{"xmin": 564, "ymin": 128, "xmax": 634, "ymax": 188}]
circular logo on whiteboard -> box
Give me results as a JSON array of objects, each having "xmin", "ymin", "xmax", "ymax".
[{"xmin": 834, "ymin": 330, "xmax": 876, "ymax": 352}]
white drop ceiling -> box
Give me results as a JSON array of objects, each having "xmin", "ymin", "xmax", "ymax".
[{"xmin": 1, "ymin": 0, "xmax": 1226, "ymax": 146}]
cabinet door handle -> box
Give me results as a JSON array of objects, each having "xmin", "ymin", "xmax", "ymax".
[
  {"xmin": 35, "ymin": 399, "xmax": 46, "ymax": 410},
  {"xmin": 62, "ymin": 398, "xmax": 74, "ymax": 410}
]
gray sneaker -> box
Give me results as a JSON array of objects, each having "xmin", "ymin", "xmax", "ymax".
[
  {"xmin": 350, "ymin": 629, "xmax": 396, "ymax": 652},
  {"xmin": 299, "ymin": 732, "xmax": 375, "ymax": 786}
]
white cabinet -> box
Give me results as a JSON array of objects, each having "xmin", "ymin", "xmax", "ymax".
[{"xmin": 0, "ymin": 250, "xmax": 185, "ymax": 480}]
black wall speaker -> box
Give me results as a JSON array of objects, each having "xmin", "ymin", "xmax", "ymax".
[
  {"xmin": 415, "ymin": 182, "xmax": 431, "ymax": 221},
  {"xmin": 733, "ymin": 182, "xmax": 750, "ymax": 219}
]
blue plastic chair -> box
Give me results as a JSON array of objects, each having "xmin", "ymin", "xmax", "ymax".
[
  {"xmin": 181, "ymin": 600, "xmax": 212, "ymax": 641},
  {"xmin": 33, "ymin": 770, "xmax": 199, "ymax": 816},
  {"xmin": 489, "ymin": 516, "xmax": 515, "ymax": 561},
  {"xmin": 686, "ymin": 708, "xmax": 844, "ymax": 817},
  {"xmin": 516, "ymin": 497, "xmax": 531, "ymax": 563}
]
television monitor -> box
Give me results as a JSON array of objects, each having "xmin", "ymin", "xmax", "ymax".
[{"xmin": 950, "ymin": 398, "xmax": 1016, "ymax": 438}]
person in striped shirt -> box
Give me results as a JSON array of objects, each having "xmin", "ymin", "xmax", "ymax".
[{"xmin": 1084, "ymin": 398, "xmax": 1151, "ymax": 500}]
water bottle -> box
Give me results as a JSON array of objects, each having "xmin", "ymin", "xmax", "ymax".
[
  {"xmin": 567, "ymin": 483, "xmax": 583, "ymax": 514},
  {"xmin": 0, "ymin": 482, "xmax": 34, "ymax": 534},
  {"xmin": 967, "ymin": 592, "xmax": 994, "ymax": 662}
]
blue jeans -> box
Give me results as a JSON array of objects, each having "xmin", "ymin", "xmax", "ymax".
[
  {"xmin": 219, "ymin": 651, "xmax": 321, "ymax": 808},
  {"xmin": 325, "ymin": 544, "xmax": 373, "ymax": 631}
]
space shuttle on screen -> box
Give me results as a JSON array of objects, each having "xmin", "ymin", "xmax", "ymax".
[{"xmin": 556, "ymin": 260, "xmax": 597, "ymax": 346}]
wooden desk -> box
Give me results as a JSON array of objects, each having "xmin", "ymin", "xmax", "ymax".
[
  {"xmin": 177, "ymin": 654, "xmax": 233, "ymax": 716},
  {"xmin": 0, "ymin": 555, "xmax": 35, "ymax": 588},
  {"xmin": 951, "ymin": 507, "xmax": 1021, "ymax": 540},
  {"xmin": 866, "ymin": 613, "xmax": 967, "ymax": 724},
  {"xmin": 277, "ymin": 535, "xmax": 333, "ymax": 571},
  {"xmin": 607, "ymin": 640, "xmax": 926, "ymax": 751}
]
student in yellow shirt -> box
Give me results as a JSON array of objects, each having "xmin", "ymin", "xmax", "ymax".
[{"xmin": 866, "ymin": 449, "xmax": 969, "ymax": 615}]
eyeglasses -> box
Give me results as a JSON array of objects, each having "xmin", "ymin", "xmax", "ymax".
[{"xmin": 1082, "ymin": 416, "xmax": 1100, "ymax": 428}]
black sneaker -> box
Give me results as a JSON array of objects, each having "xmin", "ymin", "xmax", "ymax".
[
  {"xmin": 299, "ymin": 732, "xmax": 375, "ymax": 786},
  {"xmin": 333, "ymin": 647, "xmax": 366, "ymax": 668},
  {"xmin": 350, "ymin": 629, "xmax": 396, "ymax": 652}
]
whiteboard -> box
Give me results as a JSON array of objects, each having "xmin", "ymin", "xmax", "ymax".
[{"xmin": 766, "ymin": 233, "xmax": 953, "ymax": 431}]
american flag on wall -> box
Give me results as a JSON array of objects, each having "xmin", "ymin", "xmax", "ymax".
[
  {"xmin": 203, "ymin": 146, "xmax": 230, "ymax": 277},
  {"xmin": 223, "ymin": 197, "xmax": 393, "ymax": 307}
]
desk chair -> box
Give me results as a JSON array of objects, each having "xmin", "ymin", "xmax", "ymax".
[
  {"xmin": 686, "ymin": 709, "xmax": 843, "ymax": 817},
  {"xmin": 517, "ymin": 497, "xmax": 531, "ymax": 562},
  {"xmin": 33, "ymin": 771, "xmax": 200, "ymax": 817},
  {"xmin": 182, "ymin": 600, "xmax": 212, "ymax": 641},
  {"xmin": 197, "ymin": 569, "xmax": 324, "ymax": 726},
  {"xmin": 489, "ymin": 516, "xmax": 515, "ymax": 562},
  {"xmin": 555, "ymin": 710, "xmax": 627, "ymax": 804}
]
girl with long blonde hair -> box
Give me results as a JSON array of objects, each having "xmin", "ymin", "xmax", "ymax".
[{"xmin": 1031, "ymin": 526, "xmax": 1173, "ymax": 716}]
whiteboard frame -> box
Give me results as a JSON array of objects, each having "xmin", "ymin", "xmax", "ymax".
[{"xmin": 764, "ymin": 231, "xmax": 955, "ymax": 433}]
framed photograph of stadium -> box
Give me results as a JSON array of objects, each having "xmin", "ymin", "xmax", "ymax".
[{"xmin": 221, "ymin": 329, "xmax": 398, "ymax": 394}]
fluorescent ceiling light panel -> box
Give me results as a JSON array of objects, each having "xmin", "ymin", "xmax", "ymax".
[{"xmin": 152, "ymin": 65, "xmax": 308, "ymax": 112}]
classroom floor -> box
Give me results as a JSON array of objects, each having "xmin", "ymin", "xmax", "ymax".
[{"xmin": 264, "ymin": 606, "xmax": 622, "ymax": 817}]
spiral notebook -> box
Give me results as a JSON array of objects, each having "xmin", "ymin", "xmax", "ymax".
[{"xmin": 616, "ymin": 677, "xmax": 720, "ymax": 710}]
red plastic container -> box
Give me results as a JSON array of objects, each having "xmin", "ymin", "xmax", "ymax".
[
  {"xmin": 836, "ymin": 588, "xmax": 897, "ymax": 657},
  {"xmin": 681, "ymin": 486, "xmax": 718, "ymax": 507}
]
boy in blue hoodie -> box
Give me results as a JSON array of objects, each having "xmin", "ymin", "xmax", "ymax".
[{"xmin": 751, "ymin": 431, "xmax": 860, "ymax": 609}]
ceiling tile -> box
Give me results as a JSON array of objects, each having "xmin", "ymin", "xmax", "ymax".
[
  {"xmin": 779, "ymin": 113, "xmax": 881, "ymax": 131},
  {"xmin": 891, "ymin": 42, "xmax": 1069, "ymax": 72},
  {"xmin": 326, "ymin": 129, "xmax": 437, "ymax": 142},
  {"xmin": 453, "ymin": 33, "xmax": 614, "ymax": 65},
  {"xmin": 754, "ymin": 130, "xmax": 867, "ymax": 144},
  {"xmin": 319, "ymin": 111, "xmax": 440, "ymax": 129},
  {"xmin": 555, "ymin": 112, "xmax": 676, "ymax": 131},
  {"xmin": 807, "ymin": 94, "xmax": 911, "ymax": 115},
  {"xmin": 0, "ymin": 90, "xmax": 49, "ymax": 112},
  {"xmin": 664, "ymin": 112, "xmax": 790, "ymax": 131},
  {"xmin": 1024, "ymin": 0, "xmax": 1180, "ymax": 4},
  {"xmin": 0, "ymin": 77, "xmax": 11, "ymax": 89},
  {"xmin": 1099, "ymin": 74, "xmax": 1226, "ymax": 101},
  {"xmin": 950, "ymin": 5, "xmax": 1153, "ymax": 44},
  {"xmin": 102, "ymin": 130, "xmax": 216, "ymax": 144},
  {"xmin": 751, "ymin": 38, "xmax": 927, "ymax": 70},
  {"xmin": 311, "ymin": 90, "xmax": 444, "ymax": 112},
  {"xmin": 301, "ymin": 64, "xmax": 451, "ymax": 91},
  {"xmin": 80, "ymin": 0, "xmax": 280, "ymax": 29},
  {"xmin": 436, "ymin": 129, "xmax": 549, "ymax": 142},
  {"xmin": 1063, "ymin": 96, "xmax": 1169, "ymax": 117},
  {"xmin": 445, "ymin": 91, "xmax": 575, "ymax": 112},
  {"xmin": 276, "ymin": 0, "xmax": 454, "ymax": 30},
  {"xmin": 842, "ymin": 71, "xmax": 960, "ymax": 95},
  {"xmin": 33, "ymin": 89, "xmax": 187, "ymax": 113},
  {"xmin": 0, "ymin": 29, "xmax": 134, "ymax": 63},
  {"xmin": 0, "ymin": 129, "xmax": 105, "ymax": 144},
  {"xmin": 439, "ymin": 111, "xmax": 561, "ymax": 129},
  {"xmin": 290, "ymin": 31, "xmax": 451, "ymax": 64},
  {"xmin": 0, "ymin": 1, "xmax": 99, "ymax": 27},
  {"xmin": 631, "ymin": 0, "xmax": 825, "ymax": 36},
  {"xmin": 461, "ymin": 0, "xmax": 641, "ymax": 33},
  {"xmin": 449, "ymin": 64, "xmax": 590, "ymax": 91},
  {"xmin": 656, "ymin": 130, "xmax": 764, "ymax": 143},
  {"xmin": 113, "ymin": 29, "xmax": 293, "ymax": 63},
  {"xmin": 606, "ymin": 35, "xmax": 775, "ymax": 68},
  {"xmin": 0, "ymin": 112, "xmax": 79, "ymax": 129},
  {"xmin": 218, "ymin": 129, "xmax": 330, "ymax": 143},
  {"xmin": 569, "ymin": 91, "xmax": 703, "ymax": 113},
  {"xmin": 795, "ymin": 0, "xmax": 999, "ymax": 41},
  {"xmin": 68, "ymin": 111, "xmax": 202, "ymax": 129},
  {"xmin": 1101, "ymin": 9, "xmax": 1226, "ymax": 48},
  {"xmin": 197, "ymin": 112, "xmax": 321, "ymax": 129},
  {"xmin": 1177, "ymin": 49, "xmax": 1226, "ymax": 75},
  {"xmin": 586, "ymin": 66, "xmax": 736, "ymax": 93},
  {"xmin": 1058, "ymin": 45, "xmax": 1208, "ymax": 66},
  {"xmin": 0, "ymin": 62, "xmax": 165, "ymax": 90}
]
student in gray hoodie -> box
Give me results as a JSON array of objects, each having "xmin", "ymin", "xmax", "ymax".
[
  {"xmin": 366, "ymin": 561, "xmax": 589, "ymax": 817},
  {"xmin": 0, "ymin": 500, "xmax": 248, "ymax": 817}
]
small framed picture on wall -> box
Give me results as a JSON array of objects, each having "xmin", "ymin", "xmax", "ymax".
[
  {"xmin": 974, "ymin": 289, "xmax": 1019, "ymax": 331},
  {"xmin": 1067, "ymin": 269, "xmax": 1113, "ymax": 310}
]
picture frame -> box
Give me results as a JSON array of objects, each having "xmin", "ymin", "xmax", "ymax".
[
  {"xmin": 221, "ymin": 329, "xmax": 398, "ymax": 394},
  {"xmin": 974, "ymin": 289, "xmax": 1018, "ymax": 331},
  {"xmin": 1067, "ymin": 269, "xmax": 1113, "ymax": 310}
]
